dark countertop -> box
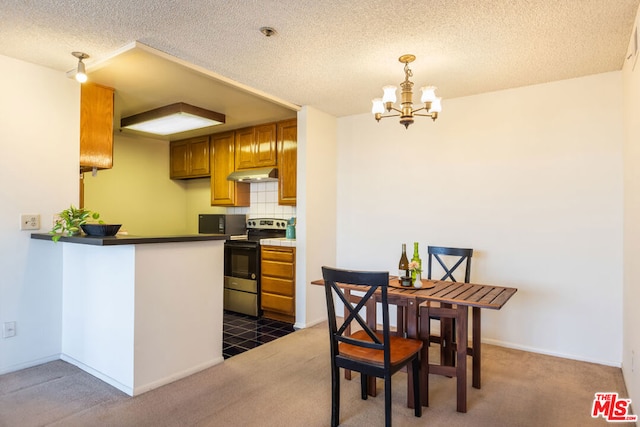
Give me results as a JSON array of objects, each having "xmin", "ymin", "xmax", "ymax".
[{"xmin": 31, "ymin": 233, "xmax": 230, "ymax": 246}]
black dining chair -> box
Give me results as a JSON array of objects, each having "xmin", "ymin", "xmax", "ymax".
[
  {"xmin": 322, "ymin": 266, "xmax": 422, "ymax": 427},
  {"xmin": 420, "ymin": 246, "xmax": 479, "ymax": 390}
]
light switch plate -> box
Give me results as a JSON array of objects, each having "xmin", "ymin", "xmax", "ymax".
[{"xmin": 3, "ymin": 321, "xmax": 16, "ymax": 338}]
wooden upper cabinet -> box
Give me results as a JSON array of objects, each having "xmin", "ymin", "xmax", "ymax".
[
  {"xmin": 189, "ymin": 137, "xmax": 210, "ymax": 176},
  {"xmin": 254, "ymin": 123, "xmax": 277, "ymax": 167},
  {"xmin": 277, "ymin": 119, "xmax": 297, "ymax": 206},
  {"xmin": 234, "ymin": 127, "xmax": 256, "ymax": 170},
  {"xmin": 234, "ymin": 123, "xmax": 277, "ymax": 170},
  {"xmin": 170, "ymin": 140, "xmax": 189, "ymax": 178},
  {"xmin": 210, "ymin": 132, "xmax": 249, "ymax": 206},
  {"xmin": 170, "ymin": 136, "xmax": 210, "ymax": 179},
  {"xmin": 80, "ymin": 83, "xmax": 114, "ymax": 172}
]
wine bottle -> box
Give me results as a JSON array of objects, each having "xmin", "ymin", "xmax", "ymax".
[
  {"xmin": 411, "ymin": 242, "xmax": 422, "ymax": 281},
  {"xmin": 399, "ymin": 243, "xmax": 409, "ymax": 282}
]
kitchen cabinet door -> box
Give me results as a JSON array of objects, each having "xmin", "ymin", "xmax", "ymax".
[
  {"xmin": 277, "ymin": 119, "xmax": 297, "ymax": 205},
  {"xmin": 210, "ymin": 132, "xmax": 249, "ymax": 206},
  {"xmin": 234, "ymin": 127, "xmax": 255, "ymax": 170},
  {"xmin": 80, "ymin": 83, "xmax": 114, "ymax": 172},
  {"xmin": 170, "ymin": 136, "xmax": 210, "ymax": 179},
  {"xmin": 170, "ymin": 140, "xmax": 189, "ymax": 178},
  {"xmin": 234, "ymin": 123, "xmax": 277, "ymax": 170},
  {"xmin": 254, "ymin": 123, "xmax": 277, "ymax": 167},
  {"xmin": 189, "ymin": 137, "xmax": 210, "ymax": 176}
]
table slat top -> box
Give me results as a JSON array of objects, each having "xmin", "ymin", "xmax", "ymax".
[{"xmin": 312, "ymin": 277, "xmax": 517, "ymax": 310}]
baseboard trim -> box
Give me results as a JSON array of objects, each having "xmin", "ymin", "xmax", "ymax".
[
  {"xmin": 132, "ymin": 357, "xmax": 225, "ymax": 396},
  {"xmin": 61, "ymin": 354, "xmax": 225, "ymax": 396},
  {"xmin": 60, "ymin": 354, "xmax": 133, "ymax": 395},
  {"xmin": 0, "ymin": 354, "xmax": 60, "ymax": 376},
  {"xmin": 482, "ymin": 338, "xmax": 622, "ymax": 368}
]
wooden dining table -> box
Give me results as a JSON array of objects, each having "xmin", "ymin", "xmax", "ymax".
[{"xmin": 311, "ymin": 276, "xmax": 517, "ymax": 413}]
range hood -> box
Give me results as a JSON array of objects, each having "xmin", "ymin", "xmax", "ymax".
[{"xmin": 227, "ymin": 167, "xmax": 278, "ymax": 182}]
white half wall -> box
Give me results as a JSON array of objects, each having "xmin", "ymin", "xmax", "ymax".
[
  {"xmin": 60, "ymin": 240, "xmax": 224, "ymax": 396},
  {"xmin": 0, "ymin": 55, "xmax": 79, "ymax": 374},
  {"xmin": 337, "ymin": 72, "xmax": 624, "ymax": 366}
]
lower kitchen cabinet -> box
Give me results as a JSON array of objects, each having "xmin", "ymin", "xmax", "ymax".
[{"xmin": 261, "ymin": 245, "xmax": 295, "ymax": 323}]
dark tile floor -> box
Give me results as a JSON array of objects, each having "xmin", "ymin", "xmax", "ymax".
[{"xmin": 223, "ymin": 310, "xmax": 296, "ymax": 359}]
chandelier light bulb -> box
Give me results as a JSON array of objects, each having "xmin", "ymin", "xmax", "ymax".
[
  {"xmin": 371, "ymin": 98, "xmax": 384, "ymax": 114},
  {"xmin": 430, "ymin": 97, "xmax": 442, "ymax": 113},
  {"xmin": 382, "ymin": 86, "xmax": 397, "ymax": 104},
  {"xmin": 420, "ymin": 86, "xmax": 437, "ymax": 103}
]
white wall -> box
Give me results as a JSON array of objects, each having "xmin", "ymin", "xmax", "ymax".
[
  {"xmin": 296, "ymin": 107, "xmax": 338, "ymax": 327},
  {"xmin": 622, "ymin": 3, "xmax": 640, "ymax": 408},
  {"xmin": 0, "ymin": 55, "xmax": 79, "ymax": 373},
  {"xmin": 336, "ymin": 72, "xmax": 624, "ymax": 366}
]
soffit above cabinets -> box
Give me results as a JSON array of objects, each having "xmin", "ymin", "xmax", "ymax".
[{"xmin": 85, "ymin": 42, "xmax": 299, "ymax": 141}]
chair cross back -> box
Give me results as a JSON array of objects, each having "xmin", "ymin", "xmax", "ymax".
[
  {"xmin": 333, "ymin": 280, "xmax": 383, "ymax": 348},
  {"xmin": 427, "ymin": 246, "xmax": 473, "ymax": 283},
  {"xmin": 324, "ymin": 268, "xmax": 389, "ymax": 353}
]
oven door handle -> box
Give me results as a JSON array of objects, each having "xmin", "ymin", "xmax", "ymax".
[{"xmin": 225, "ymin": 243, "xmax": 258, "ymax": 250}]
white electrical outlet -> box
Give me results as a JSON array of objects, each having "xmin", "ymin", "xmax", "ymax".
[
  {"xmin": 3, "ymin": 321, "xmax": 16, "ymax": 338},
  {"xmin": 20, "ymin": 214, "xmax": 40, "ymax": 230}
]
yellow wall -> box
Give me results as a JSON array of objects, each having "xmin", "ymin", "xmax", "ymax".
[
  {"xmin": 84, "ymin": 134, "xmax": 189, "ymax": 235},
  {"xmin": 184, "ymin": 177, "xmax": 226, "ymax": 233}
]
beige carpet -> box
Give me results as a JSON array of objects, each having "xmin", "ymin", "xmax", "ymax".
[{"xmin": 0, "ymin": 322, "xmax": 633, "ymax": 427}]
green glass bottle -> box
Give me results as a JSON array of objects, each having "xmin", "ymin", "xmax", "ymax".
[{"xmin": 411, "ymin": 242, "xmax": 422, "ymax": 281}]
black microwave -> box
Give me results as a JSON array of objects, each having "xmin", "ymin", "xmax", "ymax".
[{"xmin": 198, "ymin": 214, "xmax": 246, "ymax": 235}]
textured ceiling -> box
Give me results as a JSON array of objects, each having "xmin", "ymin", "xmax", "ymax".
[{"xmin": 1, "ymin": 0, "xmax": 639, "ymax": 119}]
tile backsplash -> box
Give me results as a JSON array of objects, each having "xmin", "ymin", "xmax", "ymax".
[{"xmin": 227, "ymin": 181, "xmax": 296, "ymax": 219}]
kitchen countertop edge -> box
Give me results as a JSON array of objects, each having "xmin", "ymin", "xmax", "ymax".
[
  {"xmin": 260, "ymin": 237, "xmax": 296, "ymax": 247},
  {"xmin": 30, "ymin": 233, "xmax": 230, "ymax": 246}
]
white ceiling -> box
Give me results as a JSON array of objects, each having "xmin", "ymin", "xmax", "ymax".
[{"xmin": 1, "ymin": 0, "xmax": 639, "ymax": 135}]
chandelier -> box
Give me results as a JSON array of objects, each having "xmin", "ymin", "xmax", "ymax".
[{"xmin": 371, "ymin": 54, "xmax": 441, "ymax": 129}]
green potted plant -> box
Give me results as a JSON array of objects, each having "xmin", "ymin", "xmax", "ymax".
[{"xmin": 50, "ymin": 205, "xmax": 101, "ymax": 242}]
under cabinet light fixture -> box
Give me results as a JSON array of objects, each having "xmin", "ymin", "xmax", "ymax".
[
  {"xmin": 120, "ymin": 103, "xmax": 226, "ymax": 136},
  {"xmin": 72, "ymin": 52, "xmax": 89, "ymax": 83}
]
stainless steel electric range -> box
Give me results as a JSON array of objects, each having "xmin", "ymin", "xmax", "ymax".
[{"xmin": 223, "ymin": 218, "xmax": 287, "ymax": 316}]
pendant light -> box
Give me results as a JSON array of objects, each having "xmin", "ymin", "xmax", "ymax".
[{"xmin": 72, "ymin": 52, "xmax": 89, "ymax": 83}]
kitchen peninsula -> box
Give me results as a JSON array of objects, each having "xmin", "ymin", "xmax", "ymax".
[{"xmin": 31, "ymin": 233, "xmax": 228, "ymax": 396}]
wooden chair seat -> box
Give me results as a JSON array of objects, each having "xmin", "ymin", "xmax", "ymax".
[{"xmin": 340, "ymin": 330, "xmax": 423, "ymax": 366}]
